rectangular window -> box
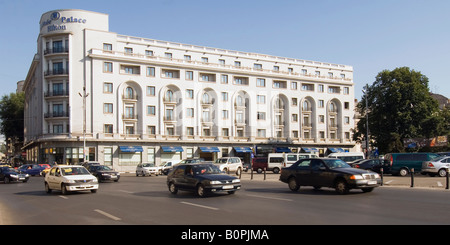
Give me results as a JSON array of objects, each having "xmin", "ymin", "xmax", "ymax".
[
  {"xmin": 254, "ymin": 63, "xmax": 262, "ymax": 70},
  {"xmin": 103, "ymin": 43, "xmax": 112, "ymax": 51},
  {"xmin": 256, "ymin": 78, "xmax": 265, "ymax": 87},
  {"xmin": 222, "ymin": 110, "xmax": 229, "ymax": 119},
  {"xmin": 186, "ymin": 108, "xmax": 194, "ymax": 117},
  {"xmin": 257, "ymin": 129, "xmax": 266, "ymax": 138},
  {"xmin": 103, "ymin": 83, "xmax": 113, "ymax": 93},
  {"xmin": 257, "ymin": 112, "xmax": 266, "ymax": 120},
  {"xmin": 148, "ymin": 126, "xmax": 156, "ymax": 135},
  {"xmin": 257, "ymin": 95, "xmax": 266, "ymax": 104},
  {"xmin": 221, "ymin": 92, "xmax": 228, "ymax": 101},
  {"xmin": 186, "ymin": 71, "xmax": 193, "ymax": 80},
  {"xmin": 147, "ymin": 67, "xmax": 155, "ymax": 77},
  {"xmin": 186, "ymin": 127, "xmax": 194, "ymax": 136},
  {"xmin": 147, "ymin": 106, "xmax": 156, "ymax": 115},
  {"xmin": 104, "ymin": 124, "xmax": 113, "ymax": 133},
  {"xmin": 221, "ymin": 75, "xmax": 228, "ymax": 84},
  {"xmin": 145, "ymin": 50, "xmax": 154, "ymax": 56},
  {"xmin": 147, "ymin": 86, "xmax": 155, "ymax": 96},
  {"xmin": 104, "ymin": 103, "xmax": 113, "ymax": 113},
  {"xmin": 186, "ymin": 89, "xmax": 194, "ymax": 99},
  {"xmin": 124, "ymin": 47, "xmax": 133, "ymax": 54}
]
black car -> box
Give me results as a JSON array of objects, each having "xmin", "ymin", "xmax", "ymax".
[
  {"xmin": 0, "ymin": 167, "xmax": 29, "ymax": 183},
  {"xmin": 167, "ymin": 163, "xmax": 241, "ymax": 197},
  {"xmin": 352, "ymin": 159, "xmax": 389, "ymax": 173},
  {"xmin": 279, "ymin": 158, "xmax": 381, "ymax": 194},
  {"xmin": 87, "ymin": 164, "xmax": 120, "ymax": 182}
]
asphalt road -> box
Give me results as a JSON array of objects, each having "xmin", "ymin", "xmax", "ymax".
[{"xmin": 1, "ymin": 174, "xmax": 450, "ymax": 225}]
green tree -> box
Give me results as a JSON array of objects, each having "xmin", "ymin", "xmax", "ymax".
[
  {"xmin": 353, "ymin": 67, "xmax": 446, "ymax": 154},
  {"xmin": 0, "ymin": 92, "xmax": 25, "ymax": 141}
]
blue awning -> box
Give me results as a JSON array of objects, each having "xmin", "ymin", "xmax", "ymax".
[
  {"xmin": 199, "ymin": 147, "xmax": 220, "ymax": 153},
  {"xmin": 161, "ymin": 146, "xmax": 184, "ymax": 152},
  {"xmin": 234, "ymin": 147, "xmax": 252, "ymax": 153},
  {"xmin": 119, "ymin": 146, "xmax": 143, "ymax": 152},
  {"xmin": 276, "ymin": 147, "xmax": 291, "ymax": 153},
  {"xmin": 303, "ymin": 147, "xmax": 318, "ymax": 153}
]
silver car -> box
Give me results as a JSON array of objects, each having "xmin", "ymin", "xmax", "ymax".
[
  {"xmin": 421, "ymin": 156, "xmax": 450, "ymax": 177},
  {"xmin": 136, "ymin": 163, "xmax": 160, "ymax": 176}
]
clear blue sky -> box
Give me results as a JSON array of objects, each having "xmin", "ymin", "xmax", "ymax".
[{"xmin": 1, "ymin": 0, "xmax": 449, "ymax": 100}]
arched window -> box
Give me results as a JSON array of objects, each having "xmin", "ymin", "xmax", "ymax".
[
  {"xmin": 329, "ymin": 102, "xmax": 337, "ymax": 112},
  {"xmin": 275, "ymin": 98, "xmax": 284, "ymax": 109},
  {"xmin": 236, "ymin": 95, "xmax": 244, "ymax": 106},
  {"xmin": 166, "ymin": 90, "xmax": 174, "ymax": 102},
  {"xmin": 302, "ymin": 100, "xmax": 310, "ymax": 111},
  {"xmin": 202, "ymin": 93, "xmax": 210, "ymax": 104},
  {"xmin": 125, "ymin": 87, "xmax": 134, "ymax": 99}
]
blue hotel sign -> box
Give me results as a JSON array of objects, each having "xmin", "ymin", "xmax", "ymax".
[{"xmin": 41, "ymin": 11, "xmax": 87, "ymax": 32}]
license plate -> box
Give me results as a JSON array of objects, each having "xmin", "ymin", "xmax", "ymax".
[
  {"xmin": 368, "ymin": 180, "xmax": 377, "ymax": 185},
  {"xmin": 222, "ymin": 185, "xmax": 233, "ymax": 189},
  {"xmin": 19, "ymin": 178, "xmax": 25, "ymax": 180}
]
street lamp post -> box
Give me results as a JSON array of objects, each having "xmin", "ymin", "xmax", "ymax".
[
  {"xmin": 363, "ymin": 84, "xmax": 370, "ymax": 158},
  {"xmin": 79, "ymin": 87, "xmax": 89, "ymax": 162}
]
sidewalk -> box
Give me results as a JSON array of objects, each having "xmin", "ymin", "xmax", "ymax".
[{"xmin": 239, "ymin": 171, "xmax": 450, "ymax": 190}]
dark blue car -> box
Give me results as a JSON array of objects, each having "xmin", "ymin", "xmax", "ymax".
[{"xmin": 18, "ymin": 164, "xmax": 46, "ymax": 176}]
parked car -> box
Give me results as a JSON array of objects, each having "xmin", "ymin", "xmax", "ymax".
[
  {"xmin": 160, "ymin": 161, "xmax": 181, "ymax": 175},
  {"xmin": 384, "ymin": 153, "xmax": 440, "ymax": 176},
  {"xmin": 18, "ymin": 164, "xmax": 46, "ymax": 176},
  {"xmin": 268, "ymin": 153, "xmax": 319, "ymax": 168},
  {"xmin": 252, "ymin": 157, "xmax": 268, "ymax": 173},
  {"xmin": 279, "ymin": 158, "xmax": 381, "ymax": 194},
  {"xmin": 0, "ymin": 167, "xmax": 29, "ymax": 183},
  {"xmin": 44, "ymin": 165, "xmax": 98, "ymax": 195},
  {"xmin": 86, "ymin": 164, "xmax": 120, "ymax": 182},
  {"xmin": 167, "ymin": 163, "xmax": 241, "ymax": 197},
  {"xmin": 327, "ymin": 152, "xmax": 365, "ymax": 164},
  {"xmin": 214, "ymin": 157, "xmax": 243, "ymax": 175},
  {"xmin": 421, "ymin": 156, "xmax": 450, "ymax": 177},
  {"xmin": 352, "ymin": 159, "xmax": 388, "ymax": 174},
  {"xmin": 136, "ymin": 162, "xmax": 161, "ymax": 176}
]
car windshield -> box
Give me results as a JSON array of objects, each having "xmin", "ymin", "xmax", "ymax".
[
  {"xmin": 61, "ymin": 167, "xmax": 91, "ymax": 176},
  {"xmin": 192, "ymin": 164, "xmax": 222, "ymax": 175},
  {"xmin": 142, "ymin": 163, "xmax": 155, "ymax": 167},
  {"xmin": 92, "ymin": 165, "xmax": 112, "ymax": 171},
  {"xmin": 2, "ymin": 167, "xmax": 18, "ymax": 173},
  {"xmin": 323, "ymin": 159, "xmax": 351, "ymax": 169},
  {"xmin": 214, "ymin": 159, "xmax": 228, "ymax": 164}
]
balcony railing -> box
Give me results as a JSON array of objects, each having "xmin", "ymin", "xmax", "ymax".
[
  {"xmin": 44, "ymin": 69, "xmax": 69, "ymax": 76},
  {"xmin": 44, "ymin": 47, "xmax": 69, "ymax": 55},
  {"xmin": 45, "ymin": 90, "xmax": 69, "ymax": 97},
  {"xmin": 45, "ymin": 112, "xmax": 69, "ymax": 118}
]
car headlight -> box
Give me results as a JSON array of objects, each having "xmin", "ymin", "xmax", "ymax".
[
  {"xmin": 66, "ymin": 179, "xmax": 75, "ymax": 183},
  {"xmin": 350, "ymin": 175, "xmax": 364, "ymax": 180},
  {"xmin": 232, "ymin": 179, "xmax": 241, "ymax": 183},
  {"xmin": 210, "ymin": 180, "xmax": 221, "ymax": 185},
  {"xmin": 373, "ymin": 173, "xmax": 380, "ymax": 179},
  {"xmin": 10, "ymin": 174, "xmax": 18, "ymax": 179}
]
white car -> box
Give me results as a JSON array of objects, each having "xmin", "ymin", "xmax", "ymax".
[
  {"xmin": 214, "ymin": 157, "xmax": 243, "ymax": 175},
  {"xmin": 44, "ymin": 165, "xmax": 98, "ymax": 195},
  {"xmin": 136, "ymin": 163, "xmax": 161, "ymax": 176},
  {"xmin": 421, "ymin": 156, "xmax": 450, "ymax": 177}
]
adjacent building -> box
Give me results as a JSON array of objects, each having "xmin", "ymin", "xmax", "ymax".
[{"xmin": 23, "ymin": 9, "xmax": 358, "ymax": 171}]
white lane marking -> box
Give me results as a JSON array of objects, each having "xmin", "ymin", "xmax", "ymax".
[
  {"xmin": 180, "ymin": 201, "xmax": 219, "ymax": 211},
  {"xmin": 58, "ymin": 195, "xmax": 68, "ymax": 199},
  {"xmin": 94, "ymin": 209, "xmax": 122, "ymax": 221},
  {"xmin": 246, "ymin": 194, "xmax": 293, "ymax": 202}
]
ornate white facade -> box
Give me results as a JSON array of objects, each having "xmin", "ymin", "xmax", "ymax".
[{"xmin": 23, "ymin": 9, "xmax": 358, "ymax": 171}]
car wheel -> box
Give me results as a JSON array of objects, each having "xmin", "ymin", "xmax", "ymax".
[
  {"xmin": 288, "ymin": 177, "xmax": 300, "ymax": 192},
  {"xmin": 45, "ymin": 182, "xmax": 52, "ymax": 193},
  {"xmin": 3, "ymin": 177, "xmax": 10, "ymax": 184},
  {"xmin": 438, "ymin": 169, "xmax": 447, "ymax": 177},
  {"xmin": 61, "ymin": 183, "xmax": 69, "ymax": 195},
  {"xmin": 399, "ymin": 168, "xmax": 409, "ymax": 177},
  {"xmin": 168, "ymin": 182, "xmax": 178, "ymax": 194},
  {"xmin": 235, "ymin": 167, "xmax": 241, "ymax": 176},
  {"xmin": 273, "ymin": 168, "xmax": 280, "ymax": 174},
  {"xmin": 335, "ymin": 179, "xmax": 349, "ymax": 195},
  {"xmin": 197, "ymin": 184, "xmax": 207, "ymax": 197}
]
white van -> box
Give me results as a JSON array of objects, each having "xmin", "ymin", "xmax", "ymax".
[
  {"xmin": 268, "ymin": 153, "xmax": 319, "ymax": 172},
  {"xmin": 327, "ymin": 152, "xmax": 365, "ymax": 163}
]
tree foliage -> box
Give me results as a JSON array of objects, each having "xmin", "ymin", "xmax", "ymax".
[
  {"xmin": 353, "ymin": 67, "xmax": 448, "ymax": 154},
  {"xmin": 0, "ymin": 92, "xmax": 24, "ymax": 141}
]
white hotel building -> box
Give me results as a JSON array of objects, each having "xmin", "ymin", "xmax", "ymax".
[{"xmin": 23, "ymin": 9, "xmax": 358, "ymax": 171}]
